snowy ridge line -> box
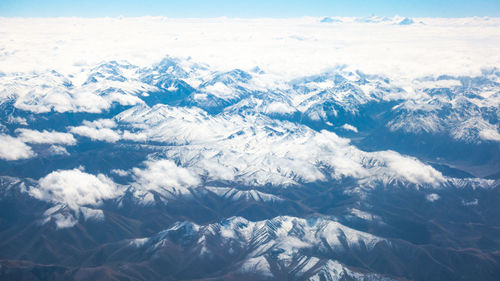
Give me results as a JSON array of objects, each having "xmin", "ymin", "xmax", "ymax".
[
  {"xmin": 126, "ymin": 215, "xmax": 393, "ymax": 280},
  {"xmin": 1, "ymin": 57, "xmax": 498, "ymax": 145},
  {"xmin": 4, "ymin": 167, "xmax": 495, "ymax": 230}
]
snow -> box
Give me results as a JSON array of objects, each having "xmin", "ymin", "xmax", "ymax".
[
  {"xmin": 129, "ymin": 215, "xmax": 389, "ymax": 279},
  {"xmin": 350, "ymin": 208, "xmax": 380, "ymax": 221},
  {"xmin": 204, "ymin": 186, "xmax": 283, "ymax": 202},
  {"xmin": 240, "ymin": 256, "xmax": 272, "ymax": 276},
  {"xmin": 117, "ymin": 105, "xmax": 447, "ymax": 188}
]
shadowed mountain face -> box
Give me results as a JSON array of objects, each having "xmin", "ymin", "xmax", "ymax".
[{"xmin": 0, "ymin": 56, "xmax": 499, "ymax": 281}]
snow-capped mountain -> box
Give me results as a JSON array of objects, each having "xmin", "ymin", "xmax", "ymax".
[
  {"xmin": 0, "ymin": 54, "xmax": 499, "ymax": 281},
  {"xmin": 125, "ymin": 216, "xmax": 390, "ymax": 280}
]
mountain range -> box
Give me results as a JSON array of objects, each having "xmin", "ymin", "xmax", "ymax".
[{"xmin": 0, "ymin": 56, "xmax": 499, "ymax": 280}]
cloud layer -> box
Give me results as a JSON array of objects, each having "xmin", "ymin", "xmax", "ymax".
[{"xmin": 0, "ymin": 17, "xmax": 499, "ymax": 80}]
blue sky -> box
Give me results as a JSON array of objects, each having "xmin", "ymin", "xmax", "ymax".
[{"xmin": 1, "ymin": 0, "xmax": 499, "ymax": 18}]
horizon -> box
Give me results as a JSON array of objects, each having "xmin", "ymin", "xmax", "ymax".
[
  {"xmin": 1, "ymin": 0, "xmax": 500, "ymax": 18},
  {"xmin": 0, "ymin": 15, "xmax": 498, "ymax": 19}
]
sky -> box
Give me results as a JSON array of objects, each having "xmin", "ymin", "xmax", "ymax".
[{"xmin": 1, "ymin": 0, "xmax": 500, "ymax": 18}]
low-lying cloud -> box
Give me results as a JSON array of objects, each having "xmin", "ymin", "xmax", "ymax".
[
  {"xmin": 0, "ymin": 134, "xmax": 35, "ymax": 160},
  {"xmin": 31, "ymin": 168, "xmax": 123, "ymax": 209},
  {"xmin": 132, "ymin": 159, "xmax": 201, "ymax": 196},
  {"xmin": 16, "ymin": 128, "xmax": 76, "ymax": 145}
]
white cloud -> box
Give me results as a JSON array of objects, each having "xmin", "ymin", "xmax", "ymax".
[
  {"xmin": 122, "ymin": 130, "xmax": 148, "ymax": 142},
  {"xmin": 40, "ymin": 204, "xmax": 104, "ymax": 229},
  {"xmin": 41, "ymin": 205, "xmax": 78, "ymax": 229},
  {"xmin": 341, "ymin": 124, "xmax": 358, "ymax": 133},
  {"xmin": 195, "ymin": 159, "xmax": 236, "ymax": 182},
  {"xmin": 49, "ymin": 213, "xmax": 78, "ymax": 229},
  {"xmin": 7, "ymin": 116, "xmax": 28, "ymax": 125},
  {"xmin": 111, "ymin": 169, "xmax": 129, "ymax": 177},
  {"xmin": 479, "ymin": 129, "xmax": 500, "ymax": 141},
  {"xmin": 31, "ymin": 169, "xmax": 123, "ymax": 209},
  {"xmin": 82, "ymin": 119, "xmax": 117, "ymax": 128},
  {"xmin": 462, "ymin": 198, "xmax": 479, "ymax": 206},
  {"xmin": 0, "ymin": 17, "xmax": 498, "ymax": 81},
  {"xmin": 414, "ymin": 79, "xmax": 462, "ymax": 89},
  {"xmin": 368, "ymin": 150, "xmax": 445, "ymax": 186},
  {"xmin": 69, "ymin": 118, "xmax": 147, "ymax": 143},
  {"xmin": 106, "ymin": 91, "xmax": 144, "ymax": 106},
  {"xmin": 70, "ymin": 126, "xmax": 121, "ymax": 142},
  {"xmin": 48, "ymin": 145, "xmax": 70, "ymax": 155},
  {"xmin": 0, "ymin": 66, "xmax": 145, "ymax": 114},
  {"xmin": 263, "ymin": 102, "xmax": 296, "ymax": 115},
  {"xmin": 132, "ymin": 159, "xmax": 200, "ymax": 196},
  {"xmin": 80, "ymin": 207, "xmax": 105, "ymax": 222},
  {"xmin": 426, "ymin": 193, "xmax": 440, "ymax": 202},
  {"xmin": 203, "ymin": 82, "xmax": 234, "ymax": 99},
  {"xmin": 0, "ymin": 135, "xmax": 35, "ymax": 160},
  {"xmin": 16, "ymin": 128, "xmax": 76, "ymax": 145}
]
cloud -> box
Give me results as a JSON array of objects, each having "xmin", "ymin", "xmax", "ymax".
[
  {"xmin": 0, "ymin": 135, "xmax": 35, "ymax": 160},
  {"xmin": 0, "ymin": 64, "xmax": 145, "ymax": 114},
  {"xmin": 70, "ymin": 126, "xmax": 121, "ymax": 142},
  {"xmin": 426, "ymin": 193, "xmax": 440, "ymax": 202},
  {"xmin": 368, "ymin": 150, "xmax": 445, "ymax": 186},
  {"xmin": 203, "ymin": 82, "xmax": 235, "ymax": 99},
  {"xmin": 341, "ymin": 124, "xmax": 358, "ymax": 133},
  {"xmin": 30, "ymin": 168, "xmax": 123, "ymax": 209},
  {"xmin": 40, "ymin": 204, "xmax": 104, "ymax": 229},
  {"xmin": 263, "ymin": 102, "xmax": 296, "ymax": 115},
  {"xmin": 16, "ymin": 128, "xmax": 76, "ymax": 145},
  {"xmin": 7, "ymin": 116, "xmax": 28, "ymax": 125},
  {"xmin": 132, "ymin": 159, "xmax": 200, "ymax": 196},
  {"xmin": 48, "ymin": 145, "xmax": 70, "ymax": 156},
  {"xmin": 462, "ymin": 199, "xmax": 479, "ymax": 206},
  {"xmin": 79, "ymin": 207, "xmax": 105, "ymax": 222},
  {"xmin": 82, "ymin": 119, "xmax": 117, "ymax": 128},
  {"xmin": 69, "ymin": 118, "xmax": 146, "ymax": 143},
  {"xmin": 1, "ymin": 17, "xmax": 498, "ymax": 82},
  {"xmin": 121, "ymin": 130, "xmax": 148, "ymax": 142},
  {"xmin": 111, "ymin": 169, "xmax": 129, "ymax": 177},
  {"xmin": 42, "ymin": 206, "xmax": 78, "ymax": 229},
  {"xmin": 479, "ymin": 129, "xmax": 500, "ymax": 141}
]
